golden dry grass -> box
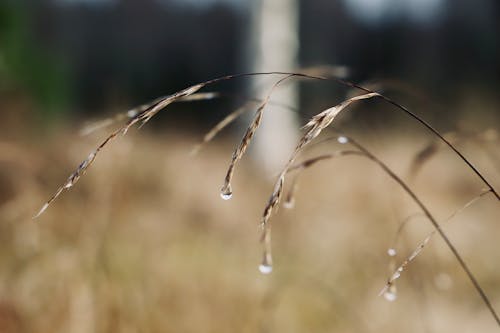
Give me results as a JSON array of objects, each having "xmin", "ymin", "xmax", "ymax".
[{"xmin": 0, "ymin": 111, "xmax": 499, "ymax": 332}]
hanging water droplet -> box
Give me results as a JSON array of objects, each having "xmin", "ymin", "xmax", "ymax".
[
  {"xmin": 220, "ymin": 184, "xmax": 233, "ymax": 200},
  {"xmin": 383, "ymin": 285, "xmax": 397, "ymax": 302},
  {"xmin": 259, "ymin": 252, "xmax": 273, "ymax": 275},
  {"xmin": 259, "ymin": 263, "xmax": 273, "ymax": 274},
  {"xmin": 387, "ymin": 248, "xmax": 397, "ymax": 256},
  {"xmin": 337, "ymin": 136, "xmax": 349, "ymax": 144}
]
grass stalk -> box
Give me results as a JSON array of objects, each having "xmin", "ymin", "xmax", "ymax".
[{"xmin": 281, "ymin": 134, "xmax": 499, "ymax": 325}]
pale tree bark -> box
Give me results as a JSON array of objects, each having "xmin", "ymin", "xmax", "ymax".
[{"xmin": 249, "ymin": 0, "xmax": 300, "ymax": 174}]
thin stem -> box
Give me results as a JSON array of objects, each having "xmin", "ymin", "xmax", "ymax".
[
  {"xmin": 285, "ymin": 134, "xmax": 499, "ymax": 326},
  {"xmin": 345, "ymin": 136, "xmax": 500, "ymax": 326},
  {"xmin": 329, "ymin": 77, "xmax": 499, "ymax": 200},
  {"xmin": 214, "ymin": 72, "xmax": 499, "ymax": 200},
  {"xmin": 38, "ymin": 71, "xmax": 498, "ymax": 217}
]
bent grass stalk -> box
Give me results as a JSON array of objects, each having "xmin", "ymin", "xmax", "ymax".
[
  {"xmin": 385, "ymin": 189, "xmax": 491, "ymax": 270},
  {"xmin": 409, "ymin": 129, "xmax": 500, "ymax": 179},
  {"xmin": 386, "ymin": 213, "xmax": 426, "ymax": 258},
  {"xmin": 381, "ymin": 189, "xmax": 492, "ymax": 297},
  {"xmin": 257, "ymin": 93, "xmax": 379, "ymax": 278},
  {"xmin": 36, "ymin": 71, "xmax": 498, "ymax": 218},
  {"xmin": 191, "ymin": 97, "xmax": 299, "ymax": 156},
  {"xmin": 80, "ymin": 92, "xmax": 220, "ymax": 136},
  {"xmin": 36, "ymin": 72, "xmax": 319, "ymax": 217},
  {"xmin": 329, "ymin": 78, "xmax": 500, "ymax": 200},
  {"xmin": 190, "ymin": 102, "xmax": 256, "ymax": 156},
  {"xmin": 34, "ymin": 70, "xmax": 500, "ymax": 326},
  {"xmin": 277, "ymin": 134, "xmax": 499, "ymax": 325},
  {"xmin": 260, "ymin": 93, "xmax": 380, "ymax": 228},
  {"xmin": 220, "ymin": 74, "xmax": 294, "ymax": 199}
]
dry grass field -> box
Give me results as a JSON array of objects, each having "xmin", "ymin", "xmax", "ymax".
[{"xmin": 0, "ymin": 96, "xmax": 499, "ymax": 332}]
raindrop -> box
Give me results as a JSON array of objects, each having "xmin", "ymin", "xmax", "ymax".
[
  {"xmin": 337, "ymin": 136, "xmax": 349, "ymax": 144},
  {"xmin": 220, "ymin": 184, "xmax": 233, "ymax": 200},
  {"xmin": 387, "ymin": 248, "xmax": 397, "ymax": 256},
  {"xmin": 259, "ymin": 251, "xmax": 273, "ymax": 275},
  {"xmin": 383, "ymin": 285, "xmax": 397, "ymax": 302},
  {"xmin": 259, "ymin": 263, "xmax": 273, "ymax": 275}
]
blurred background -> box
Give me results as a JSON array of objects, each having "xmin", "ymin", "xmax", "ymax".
[{"xmin": 0, "ymin": 0, "xmax": 499, "ymax": 332}]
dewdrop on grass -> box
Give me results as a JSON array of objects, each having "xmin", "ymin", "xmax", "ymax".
[
  {"xmin": 387, "ymin": 248, "xmax": 397, "ymax": 256},
  {"xmin": 337, "ymin": 136, "xmax": 349, "ymax": 144},
  {"xmin": 259, "ymin": 263, "xmax": 273, "ymax": 274},
  {"xmin": 391, "ymin": 267, "xmax": 404, "ymax": 281},
  {"xmin": 383, "ymin": 285, "xmax": 397, "ymax": 302},
  {"xmin": 259, "ymin": 251, "xmax": 273, "ymax": 275},
  {"xmin": 220, "ymin": 184, "xmax": 233, "ymax": 200}
]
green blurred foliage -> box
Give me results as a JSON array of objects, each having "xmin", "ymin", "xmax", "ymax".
[{"xmin": 0, "ymin": 2, "xmax": 70, "ymax": 124}]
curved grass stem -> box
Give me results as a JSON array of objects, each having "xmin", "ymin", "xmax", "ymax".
[
  {"xmin": 344, "ymin": 136, "xmax": 499, "ymax": 326},
  {"xmin": 282, "ymin": 134, "xmax": 499, "ymax": 326}
]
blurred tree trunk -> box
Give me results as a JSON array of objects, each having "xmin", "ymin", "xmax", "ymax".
[{"xmin": 249, "ymin": 0, "xmax": 299, "ymax": 173}]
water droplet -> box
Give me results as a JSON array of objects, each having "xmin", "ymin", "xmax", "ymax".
[
  {"xmin": 127, "ymin": 110, "xmax": 138, "ymax": 118},
  {"xmin": 220, "ymin": 192, "xmax": 232, "ymax": 200},
  {"xmin": 337, "ymin": 136, "xmax": 349, "ymax": 144},
  {"xmin": 392, "ymin": 271, "xmax": 401, "ymax": 280},
  {"xmin": 220, "ymin": 184, "xmax": 233, "ymax": 200},
  {"xmin": 259, "ymin": 263, "xmax": 273, "ymax": 275},
  {"xmin": 383, "ymin": 285, "xmax": 397, "ymax": 302},
  {"xmin": 259, "ymin": 252, "xmax": 273, "ymax": 275},
  {"xmin": 387, "ymin": 248, "xmax": 397, "ymax": 256}
]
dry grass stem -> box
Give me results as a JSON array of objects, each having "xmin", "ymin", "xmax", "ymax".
[
  {"xmin": 299, "ymin": 64, "xmax": 350, "ymax": 78},
  {"xmin": 261, "ymin": 93, "xmax": 379, "ymax": 229},
  {"xmin": 37, "ymin": 71, "xmax": 498, "ymax": 218},
  {"xmin": 36, "ymin": 87, "xmax": 208, "ymax": 217},
  {"xmin": 258, "ymin": 94, "xmax": 379, "ymax": 277},
  {"xmin": 345, "ymin": 136, "xmax": 499, "ymax": 323},
  {"xmin": 80, "ymin": 92, "xmax": 219, "ymax": 136},
  {"xmin": 190, "ymin": 101, "xmax": 257, "ymax": 156},
  {"xmin": 388, "ymin": 212, "xmax": 427, "ymax": 256},
  {"xmin": 284, "ymin": 151, "xmax": 363, "ymax": 208},
  {"xmin": 220, "ymin": 74, "xmax": 295, "ymax": 198},
  {"xmin": 333, "ymin": 79, "xmax": 500, "ymax": 200},
  {"xmin": 410, "ymin": 129, "xmax": 500, "ymax": 178},
  {"xmin": 380, "ymin": 189, "xmax": 493, "ymax": 296},
  {"xmin": 264, "ymin": 133, "xmax": 499, "ymax": 324},
  {"xmin": 37, "ymin": 73, "xmax": 316, "ymax": 217},
  {"xmin": 191, "ymin": 98, "xmax": 299, "ymax": 156}
]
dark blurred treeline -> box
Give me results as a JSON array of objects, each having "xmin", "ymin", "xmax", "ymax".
[
  {"xmin": 1, "ymin": 0, "xmax": 245, "ymax": 125},
  {"xmin": 0, "ymin": 0, "xmax": 498, "ymax": 125}
]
